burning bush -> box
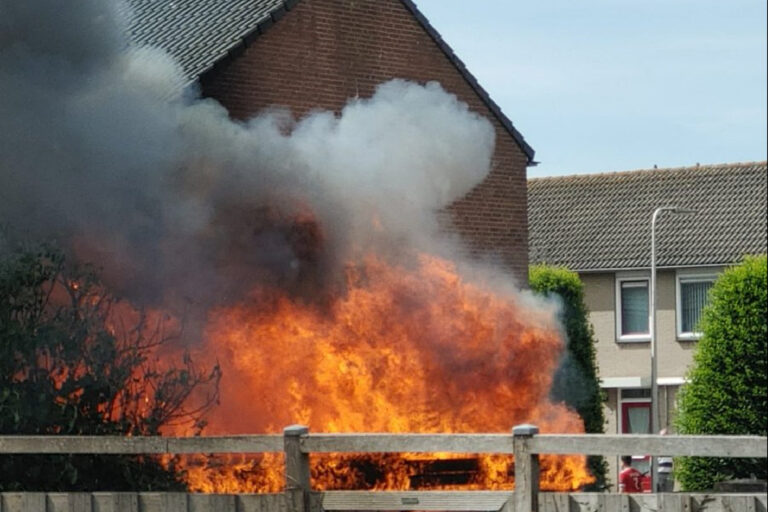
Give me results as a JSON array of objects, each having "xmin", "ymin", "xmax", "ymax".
[{"xmin": 0, "ymin": 244, "xmax": 220, "ymax": 491}]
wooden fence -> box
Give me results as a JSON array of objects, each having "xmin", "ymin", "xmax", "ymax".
[{"xmin": 0, "ymin": 424, "xmax": 765, "ymax": 512}]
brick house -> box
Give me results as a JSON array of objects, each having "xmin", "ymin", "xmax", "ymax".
[
  {"xmin": 528, "ymin": 161, "xmax": 767, "ymax": 483},
  {"xmin": 126, "ymin": 0, "xmax": 535, "ymax": 281}
]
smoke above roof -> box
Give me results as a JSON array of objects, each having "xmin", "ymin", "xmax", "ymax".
[{"xmin": 0, "ymin": 0, "xmax": 495, "ymax": 321}]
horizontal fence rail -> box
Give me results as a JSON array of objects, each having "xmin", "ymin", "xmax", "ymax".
[
  {"xmin": 1, "ymin": 424, "xmax": 766, "ymax": 512},
  {"xmin": 0, "ymin": 434, "xmax": 284, "ymax": 454},
  {"xmin": 5, "ymin": 432, "xmax": 763, "ymax": 457},
  {"xmin": 528, "ymin": 433, "xmax": 768, "ymax": 458},
  {"xmin": 302, "ymin": 433, "xmax": 515, "ymax": 453}
]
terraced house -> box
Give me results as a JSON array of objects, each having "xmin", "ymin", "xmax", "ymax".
[{"xmin": 528, "ymin": 161, "xmax": 767, "ymax": 479}]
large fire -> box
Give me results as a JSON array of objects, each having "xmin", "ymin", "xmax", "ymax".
[
  {"xmin": 4, "ymin": 0, "xmax": 591, "ymax": 491},
  {"xmin": 169, "ymin": 250, "xmax": 594, "ymax": 492}
]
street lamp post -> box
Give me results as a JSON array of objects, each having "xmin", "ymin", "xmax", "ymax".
[{"xmin": 650, "ymin": 206, "xmax": 695, "ymax": 491}]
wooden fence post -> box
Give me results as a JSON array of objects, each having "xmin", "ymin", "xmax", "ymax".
[
  {"xmin": 284, "ymin": 425, "xmax": 311, "ymax": 512},
  {"xmin": 513, "ymin": 424, "xmax": 540, "ymax": 512}
]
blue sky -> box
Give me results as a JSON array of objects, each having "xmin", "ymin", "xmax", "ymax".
[{"xmin": 414, "ymin": 0, "xmax": 767, "ymax": 178}]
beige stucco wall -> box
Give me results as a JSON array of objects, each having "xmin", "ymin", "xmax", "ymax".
[
  {"xmin": 583, "ymin": 268, "xmax": 723, "ymax": 430},
  {"xmin": 581, "ymin": 269, "xmax": 721, "ymax": 382},
  {"xmin": 584, "ymin": 267, "xmax": 722, "ymax": 487}
]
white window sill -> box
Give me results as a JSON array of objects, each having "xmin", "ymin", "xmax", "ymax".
[
  {"xmin": 677, "ymin": 333, "xmax": 702, "ymax": 341},
  {"xmin": 617, "ymin": 335, "xmax": 651, "ymax": 344}
]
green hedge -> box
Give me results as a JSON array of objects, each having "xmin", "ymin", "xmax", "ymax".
[
  {"xmin": 675, "ymin": 254, "xmax": 767, "ymax": 490},
  {"xmin": 529, "ymin": 265, "xmax": 607, "ymax": 490}
]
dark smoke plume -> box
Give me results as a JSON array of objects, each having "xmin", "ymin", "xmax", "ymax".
[{"xmin": 0, "ymin": 0, "xmax": 495, "ymax": 323}]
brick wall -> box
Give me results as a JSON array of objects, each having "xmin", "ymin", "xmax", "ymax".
[{"xmin": 201, "ymin": 0, "xmax": 530, "ymax": 283}]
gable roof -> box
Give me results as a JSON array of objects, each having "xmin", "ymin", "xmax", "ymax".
[
  {"xmin": 528, "ymin": 162, "xmax": 768, "ymax": 271},
  {"xmin": 123, "ymin": 0, "xmax": 534, "ymax": 163}
]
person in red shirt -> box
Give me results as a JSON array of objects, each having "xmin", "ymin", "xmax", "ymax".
[{"xmin": 619, "ymin": 455, "xmax": 644, "ymax": 493}]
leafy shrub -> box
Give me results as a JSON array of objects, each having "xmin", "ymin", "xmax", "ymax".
[
  {"xmin": 529, "ymin": 264, "xmax": 608, "ymax": 490},
  {"xmin": 675, "ymin": 254, "xmax": 767, "ymax": 490}
]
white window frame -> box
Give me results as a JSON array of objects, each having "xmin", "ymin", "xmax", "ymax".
[
  {"xmin": 676, "ymin": 270, "xmax": 717, "ymax": 340},
  {"xmin": 615, "ymin": 272, "xmax": 651, "ymax": 343}
]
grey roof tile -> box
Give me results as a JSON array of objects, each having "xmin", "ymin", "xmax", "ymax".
[
  {"xmin": 528, "ymin": 162, "xmax": 768, "ymax": 271},
  {"xmin": 124, "ymin": 0, "xmax": 288, "ymax": 83},
  {"xmin": 122, "ymin": 0, "xmax": 536, "ymax": 163}
]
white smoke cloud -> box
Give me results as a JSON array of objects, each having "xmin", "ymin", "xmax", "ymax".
[{"xmin": 289, "ymin": 79, "xmax": 494, "ymax": 244}]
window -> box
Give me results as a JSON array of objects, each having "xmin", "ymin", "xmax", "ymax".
[
  {"xmin": 616, "ymin": 275, "xmax": 650, "ymax": 342},
  {"xmin": 621, "ymin": 388, "xmax": 651, "ymax": 400},
  {"xmin": 620, "ymin": 388, "xmax": 651, "ymax": 434},
  {"xmin": 621, "ymin": 401, "xmax": 651, "ymax": 434},
  {"xmin": 676, "ymin": 273, "xmax": 716, "ymax": 339}
]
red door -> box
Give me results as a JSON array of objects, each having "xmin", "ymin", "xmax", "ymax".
[
  {"xmin": 621, "ymin": 401, "xmax": 651, "ymax": 434},
  {"xmin": 621, "ymin": 401, "xmax": 652, "ymax": 491}
]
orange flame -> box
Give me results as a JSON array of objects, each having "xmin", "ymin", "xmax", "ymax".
[{"xmin": 172, "ymin": 251, "xmax": 593, "ymax": 491}]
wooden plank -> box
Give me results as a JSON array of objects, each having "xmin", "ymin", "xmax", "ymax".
[
  {"xmin": 1, "ymin": 433, "xmax": 764, "ymax": 459},
  {"xmin": 321, "ymin": 491, "xmax": 510, "ymax": 511},
  {"xmin": 284, "ymin": 426, "xmax": 310, "ymax": 512},
  {"xmin": 0, "ymin": 493, "xmax": 46, "ymax": 512},
  {"xmin": 756, "ymin": 494, "xmax": 767, "ymax": 512},
  {"xmin": 138, "ymin": 492, "xmax": 188, "ymax": 512},
  {"xmin": 607, "ymin": 493, "xmax": 631, "ymax": 512},
  {"xmin": 679, "ymin": 493, "xmax": 693, "ymax": 512},
  {"xmin": 166, "ymin": 436, "xmax": 283, "ymax": 454},
  {"xmin": 308, "ymin": 492, "xmax": 323, "ymax": 512},
  {"xmin": 569, "ymin": 493, "xmax": 603, "ymax": 512},
  {"xmin": 302, "ymin": 434, "xmax": 514, "ymax": 454},
  {"xmin": 721, "ymin": 495, "xmax": 750, "ymax": 512},
  {"xmin": 235, "ymin": 494, "xmax": 265, "ymax": 512},
  {"xmin": 691, "ymin": 493, "xmax": 723, "ymax": 511},
  {"xmin": 513, "ymin": 426, "xmax": 539, "ymax": 512},
  {"xmin": 187, "ymin": 494, "xmax": 237, "ymax": 512},
  {"xmin": 632, "ymin": 494, "xmax": 658, "ymax": 512},
  {"xmin": 539, "ymin": 492, "xmax": 570, "ymax": 512},
  {"xmin": 0, "ymin": 436, "xmax": 165, "ymax": 454},
  {"xmin": 658, "ymin": 493, "xmax": 686, "ymax": 512},
  {"xmin": 617, "ymin": 494, "xmax": 630, "ymax": 512},
  {"xmin": 0, "ymin": 436, "xmax": 282, "ymax": 455},
  {"xmin": 46, "ymin": 493, "xmax": 91, "ymax": 512},
  {"xmin": 528, "ymin": 435, "xmax": 767, "ymax": 458},
  {"xmin": 92, "ymin": 493, "xmax": 139, "ymax": 512},
  {"xmin": 236, "ymin": 494, "xmax": 289, "ymax": 512}
]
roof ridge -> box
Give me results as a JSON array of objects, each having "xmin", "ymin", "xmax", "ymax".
[{"xmin": 529, "ymin": 160, "xmax": 767, "ymax": 182}]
